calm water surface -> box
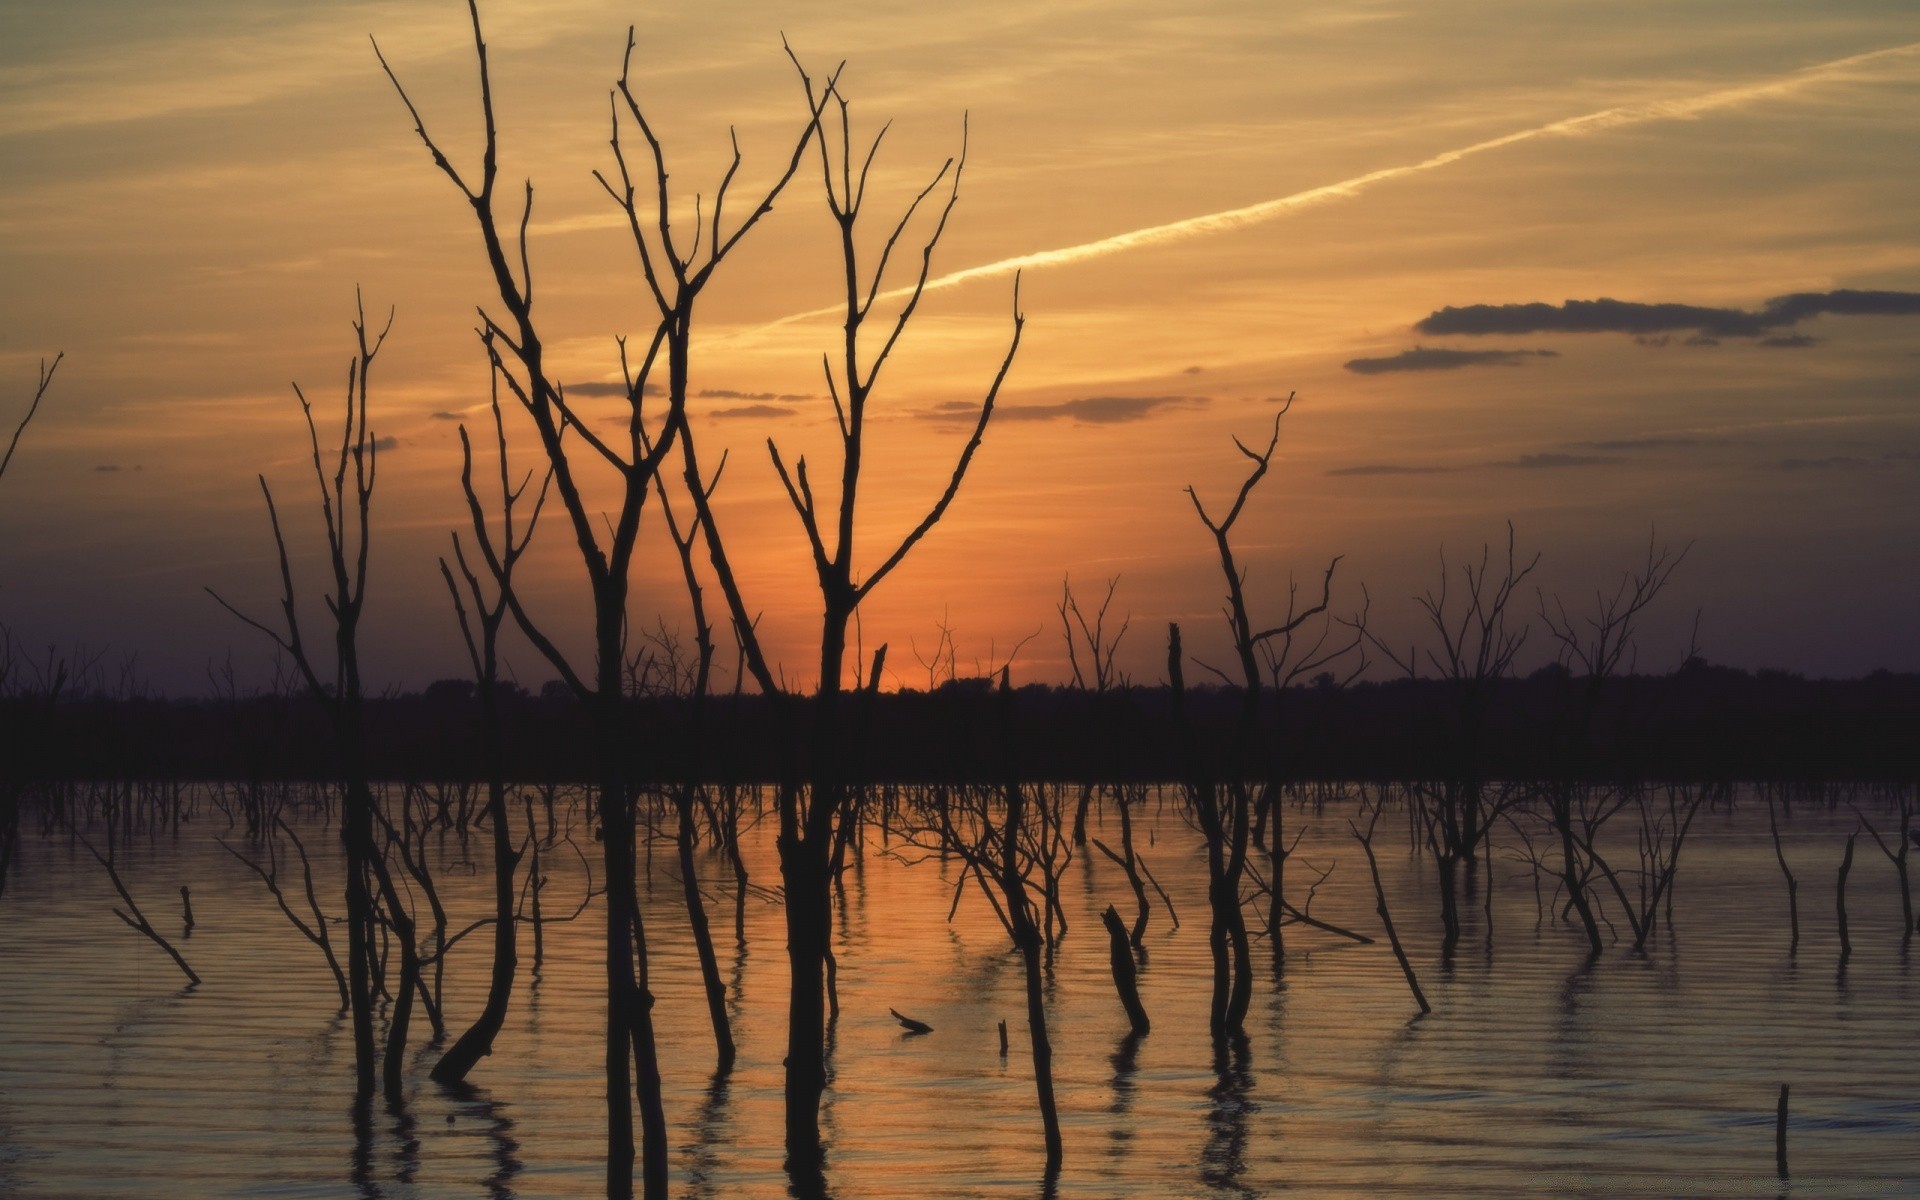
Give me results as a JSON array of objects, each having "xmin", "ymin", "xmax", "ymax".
[{"xmin": 3, "ymin": 785, "xmax": 1917, "ymax": 1197}]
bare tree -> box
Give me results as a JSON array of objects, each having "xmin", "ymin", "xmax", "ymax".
[
  {"xmin": 376, "ymin": 6, "xmax": 830, "ymax": 1193},
  {"xmin": 1364, "ymin": 525, "xmax": 1538, "ymax": 952},
  {"xmin": 1536, "ymin": 533, "xmax": 1690, "ymax": 955},
  {"xmin": 900, "ymin": 673, "xmax": 1068, "ymax": 1173},
  {"xmin": 1851, "ymin": 789, "xmax": 1916, "ymax": 944},
  {"xmin": 208, "ymin": 295, "xmax": 425, "ymax": 1103},
  {"xmin": 1175, "ymin": 405, "xmax": 1345, "ymax": 1036},
  {"xmin": 429, "ymin": 367, "xmax": 548, "ymax": 1084},
  {"xmin": 669, "ymin": 72, "xmax": 1022, "ymax": 1185}
]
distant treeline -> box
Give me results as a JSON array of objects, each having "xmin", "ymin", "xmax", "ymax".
[{"xmin": 12, "ymin": 659, "xmax": 1916, "ymax": 785}]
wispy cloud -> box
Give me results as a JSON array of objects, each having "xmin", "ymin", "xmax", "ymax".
[
  {"xmin": 747, "ymin": 41, "xmax": 1920, "ymax": 333},
  {"xmin": 1344, "ymin": 346, "xmax": 1558, "ymax": 374},
  {"xmin": 712, "ymin": 404, "xmax": 799, "ymax": 420}
]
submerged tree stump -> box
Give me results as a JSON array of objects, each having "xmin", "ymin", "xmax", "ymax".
[{"xmin": 1102, "ymin": 904, "xmax": 1150, "ymax": 1035}]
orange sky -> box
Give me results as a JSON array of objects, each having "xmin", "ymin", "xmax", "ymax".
[{"xmin": 3, "ymin": 1, "xmax": 1919, "ymax": 694}]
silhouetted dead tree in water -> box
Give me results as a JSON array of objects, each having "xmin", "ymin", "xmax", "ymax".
[
  {"xmin": 218, "ymin": 809, "xmax": 349, "ymax": 1009},
  {"xmin": 1837, "ymin": 830, "xmax": 1857, "ymax": 964},
  {"xmin": 1851, "ymin": 790, "xmax": 1916, "ymax": 943},
  {"xmin": 666, "ymin": 69, "xmax": 1022, "ymax": 1188},
  {"xmin": 1536, "ymin": 534, "xmax": 1689, "ymax": 955},
  {"xmin": 1765, "ymin": 788, "xmax": 1802, "ymax": 955},
  {"xmin": 645, "ymin": 469, "xmax": 736, "ymax": 1070},
  {"xmin": 73, "ymin": 793, "xmax": 199, "ymax": 986},
  {"xmin": 1059, "ymin": 576, "xmax": 1129, "ymax": 848},
  {"xmin": 1351, "ymin": 791, "xmax": 1428, "ymax": 1015},
  {"xmin": 1174, "ymin": 406, "xmax": 1351, "ymax": 1036},
  {"xmin": 377, "ymin": 6, "xmax": 830, "ymax": 1192},
  {"xmin": 1364, "ymin": 525, "xmax": 1537, "ymax": 954},
  {"xmin": 430, "ymin": 371, "xmax": 548, "ymax": 1085},
  {"xmin": 901, "ymin": 675, "xmax": 1068, "ymax": 1172},
  {"xmin": 208, "ymin": 296, "xmax": 424, "ymax": 1103}
]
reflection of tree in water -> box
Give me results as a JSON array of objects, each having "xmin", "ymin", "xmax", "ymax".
[
  {"xmin": 1107, "ymin": 1030, "xmax": 1144, "ymax": 1158},
  {"xmin": 1203, "ymin": 1033, "xmax": 1258, "ymax": 1197},
  {"xmin": 681, "ymin": 1069, "xmax": 733, "ymax": 1200},
  {"xmin": 478, "ymin": 1096, "xmax": 524, "ymax": 1200}
]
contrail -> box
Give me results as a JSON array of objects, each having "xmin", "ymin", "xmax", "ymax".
[{"xmin": 751, "ymin": 40, "xmax": 1920, "ymax": 332}]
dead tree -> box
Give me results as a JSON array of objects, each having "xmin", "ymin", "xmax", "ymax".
[
  {"xmin": 1765, "ymin": 788, "xmax": 1801, "ymax": 955},
  {"xmin": 218, "ymin": 810, "xmax": 350, "ymax": 1009},
  {"xmin": 377, "ymin": 6, "xmax": 829, "ymax": 1193},
  {"xmin": 903, "ymin": 674, "xmax": 1068, "ymax": 1171},
  {"xmin": 1060, "ymin": 575, "xmax": 1129, "ymax": 848},
  {"xmin": 1176, "ymin": 405, "xmax": 1345, "ymax": 1036},
  {"xmin": 669, "ymin": 72, "xmax": 1022, "ymax": 1186},
  {"xmin": 647, "ymin": 467, "xmax": 736, "ymax": 1070},
  {"xmin": 208, "ymin": 296, "xmax": 423, "ymax": 1103},
  {"xmin": 75, "ymin": 797, "xmax": 199, "ymax": 986},
  {"xmin": 430, "ymin": 371, "xmax": 547, "ymax": 1084},
  {"xmin": 1536, "ymin": 534, "xmax": 1689, "ymax": 956},
  {"xmin": 1852, "ymin": 789, "xmax": 1916, "ymax": 943},
  {"xmin": 1352, "ymin": 790, "xmax": 1429, "ymax": 1014},
  {"xmin": 1364, "ymin": 525, "xmax": 1537, "ymax": 953}
]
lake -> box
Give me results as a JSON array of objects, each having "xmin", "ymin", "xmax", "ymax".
[{"xmin": 2, "ymin": 783, "xmax": 1916, "ymax": 1197}]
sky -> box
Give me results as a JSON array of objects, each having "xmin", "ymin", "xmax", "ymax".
[{"xmin": 2, "ymin": 0, "xmax": 1918, "ymax": 695}]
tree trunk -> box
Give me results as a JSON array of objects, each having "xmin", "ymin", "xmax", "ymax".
[
  {"xmin": 1102, "ymin": 904, "xmax": 1150, "ymax": 1035},
  {"xmin": 781, "ymin": 809, "xmax": 833, "ymax": 1193},
  {"xmin": 430, "ymin": 775, "xmax": 520, "ymax": 1084},
  {"xmin": 677, "ymin": 788, "xmax": 735, "ymax": 1069}
]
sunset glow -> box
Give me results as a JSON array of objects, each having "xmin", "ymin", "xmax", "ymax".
[{"xmin": 4, "ymin": 1, "xmax": 1918, "ymax": 692}]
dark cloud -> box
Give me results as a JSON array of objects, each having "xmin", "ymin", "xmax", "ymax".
[
  {"xmin": 699, "ymin": 388, "xmax": 814, "ymax": 402},
  {"xmin": 1575, "ymin": 436, "xmax": 1727, "ymax": 452},
  {"xmin": 712, "ymin": 404, "xmax": 798, "ymax": 420},
  {"xmin": 1759, "ymin": 334, "xmax": 1819, "ymax": 349},
  {"xmin": 931, "ymin": 395, "xmax": 1206, "ymax": 424},
  {"xmin": 429, "ymin": 410, "xmax": 464, "ymax": 421},
  {"xmin": 371, "ymin": 435, "xmax": 400, "ymax": 452},
  {"xmin": 1344, "ymin": 346, "xmax": 1558, "ymax": 375},
  {"xmin": 1414, "ymin": 288, "xmax": 1920, "ymax": 340},
  {"xmin": 1182, "ymin": 365, "xmax": 1204, "ymax": 375},
  {"xmin": 94, "ymin": 464, "xmax": 121, "ymax": 473},
  {"xmin": 1493, "ymin": 453, "xmax": 1615, "ymax": 469},
  {"xmin": 1761, "ymin": 455, "xmax": 1875, "ymax": 472},
  {"xmin": 565, "ymin": 380, "xmax": 661, "ymax": 397},
  {"xmin": 1326, "ymin": 464, "xmax": 1454, "ymax": 477},
  {"xmin": 1634, "ymin": 335, "xmax": 1670, "ymax": 348}
]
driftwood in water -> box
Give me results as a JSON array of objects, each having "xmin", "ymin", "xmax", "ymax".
[
  {"xmin": 1766, "ymin": 791, "xmax": 1800, "ymax": 956},
  {"xmin": 1101, "ymin": 904, "xmax": 1150, "ymax": 1035},
  {"xmin": 78, "ymin": 825, "xmax": 198, "ymax": 986},
  {"xmin": 1353, "ymin": 800, "xmax": 1430, "ymax": 1015},
  {"xmin": 1837, "ymin": 832, "xmax": 1857, "ymax": 963},
  {"xmin": 889, "ymin": 1008, "xmax": 933, "ymax": 1035}
]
